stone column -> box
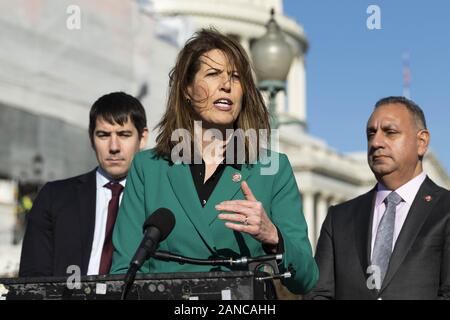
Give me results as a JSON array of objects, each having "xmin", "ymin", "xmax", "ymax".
[
  {"xmin": 302, "ymin": 191, "xmax": 315, "ymax": 250},
  {"xmin": 286, "ymin": 55, "xmax": 306, "ymax": 125},
  {"xmin": 240, "ymin": 36, "xmax": 250, "ymax": 55},
  {"xmin": 315, "ymin": 194, "xmax": 329, "ymax": 246}
]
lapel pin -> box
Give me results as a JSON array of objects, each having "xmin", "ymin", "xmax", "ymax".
[
  {"xmin": 424, "ymin": 195, "xmax": 432, "ymax": 202},
  {"xmin": 232, "ymin": 172, "xmax": 242, "ymax": 183}
]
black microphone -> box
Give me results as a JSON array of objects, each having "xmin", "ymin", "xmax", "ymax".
[
  {"xmin": 130, "ymin": 208, "xmax": 175, "ymax": 269},
  {"xmin": 121, "ymin": 208, "xmax": 175, "ymax": 300}
]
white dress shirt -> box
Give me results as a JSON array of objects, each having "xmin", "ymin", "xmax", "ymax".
[
  {"xmin": 370, "ymin": 172, "xmax": 426, "ymax": 259},
  {"xmin": 87, "ymin": 170, "xmax": 126, "ymax": 275}
]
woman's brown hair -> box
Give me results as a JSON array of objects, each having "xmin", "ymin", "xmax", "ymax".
[{"xmin": 154, "ymin": 28, "xmax": 270, "ymax": 163}]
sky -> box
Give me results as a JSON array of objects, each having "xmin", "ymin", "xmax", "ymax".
[{"xmin": 284, "ymin": 0, "xmax": 450, "ymax": 173}]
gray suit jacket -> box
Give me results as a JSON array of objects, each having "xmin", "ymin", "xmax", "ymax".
[{"xmin": 307, "ymin": 177, "xmax": 450, "ymax": 300}]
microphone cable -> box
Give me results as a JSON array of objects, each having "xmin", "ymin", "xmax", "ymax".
[{"xmin": 153, "ymin": 250, "xmax": 282, "ymax": 267}]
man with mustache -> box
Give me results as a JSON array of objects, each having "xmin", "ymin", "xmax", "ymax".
[
  {"xmin": 19, "ymin": 92, "xmax": 148, "ymax": 276},
  {"xmin": 308, "ymin": 96, "xmax": 450, "ymax": 300}
]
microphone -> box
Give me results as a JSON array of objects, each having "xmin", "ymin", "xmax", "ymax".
[
  {"xmin": 130, "ymin": 208, "xmax": 175, "ymax": 270},
  {"xmin": 121, "ymin": 208, "xmax": 175, "ymax": 300}
]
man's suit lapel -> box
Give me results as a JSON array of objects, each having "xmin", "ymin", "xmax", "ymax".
[
  {"xmin": 167, "ymin": 163, "xmax": 216, "ymax": 251},
  {"xmin": 353, "ymin": 188, "xmax": 377, "ymax": 276},
  {"xmin": 76, "ymin": 169, "xmax": 97, "ymax": 274},
  {"xmin": 380, "ymin": 177, "xmax": 440, "ymax": 292}
]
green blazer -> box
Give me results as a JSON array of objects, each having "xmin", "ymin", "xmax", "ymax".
[{"xmin": 111, "ymin": 149, "xmax": 318, "ymax": 294}]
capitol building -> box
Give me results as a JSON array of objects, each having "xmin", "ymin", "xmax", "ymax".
[{"xmin": 0, "ymin": 0, "xmax": 449, "ymax": 280}]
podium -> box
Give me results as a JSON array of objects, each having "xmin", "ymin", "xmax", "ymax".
[{"xmin": 0, "ymin": 271, "xmax": 275, "ymax": 300}]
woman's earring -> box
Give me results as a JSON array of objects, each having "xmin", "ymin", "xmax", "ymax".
[{"xmin": 187, "ymin": 98, "xmax": 192, "ymax": 106}]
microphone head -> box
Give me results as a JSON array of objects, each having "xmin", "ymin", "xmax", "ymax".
[{"xmin": 143, "ymin": 208, "xmax": 175, "ymax": 241}]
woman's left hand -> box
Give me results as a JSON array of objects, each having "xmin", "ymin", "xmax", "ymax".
[{"xmin": 216, "ymin": 181, "xmax": 279, "ymax": 249}]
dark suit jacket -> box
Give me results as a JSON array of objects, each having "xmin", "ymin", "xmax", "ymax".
[
  {"xmin": 308, "ymin": 177, "xmax": 450, "ymax": 300},
  {"xmin": 19, "ymin": 170, "xmax": 97, "ymax": 277}
]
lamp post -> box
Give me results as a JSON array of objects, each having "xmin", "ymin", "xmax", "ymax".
[{"xmin": 251, "ymin": 9, "xmax": 294, "ymax": 129}]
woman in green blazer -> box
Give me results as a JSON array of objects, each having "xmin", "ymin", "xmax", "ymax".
[{"xmin": 111, "ymin": 29, "xmax": 318, "ymax": 295}]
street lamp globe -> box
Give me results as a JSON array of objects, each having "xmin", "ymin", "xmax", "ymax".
[
  {"xmin": 251, "ymin": 9, "xmax": 294, "ymax": 85},
  {"xmin": 251, "ymin": 9, "xmax": 294, "ymax": 128}
]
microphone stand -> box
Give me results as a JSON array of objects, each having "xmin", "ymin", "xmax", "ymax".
[
  {"xmin": 121, "ymin": 264, "xmax": 139, "ymax": 300},
  {"xmin": 153, "ymin": 251, "xmax": 291, "ymax": 279}
]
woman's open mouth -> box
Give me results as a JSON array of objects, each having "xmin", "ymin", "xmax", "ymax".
[{"xmin": 213, "ymin": 98, "xmax": 233, "ymax": 111}]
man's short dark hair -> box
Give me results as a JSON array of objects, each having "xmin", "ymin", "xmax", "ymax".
[
  {"xmin": 89, "ymin": 92, "xmax": 147, "ymax": 143},
  {"xmin": 374, "ymin": 96, "xmax": 427, "ymax": 130}
]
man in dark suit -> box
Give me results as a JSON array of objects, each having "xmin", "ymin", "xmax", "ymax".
[
  {"xmin": 19, "ymin": 92, "xmax": 148, "ymax": 277},
  {"xmin": 308, "ymin": 96, "xmax": 449, "ymax": 300}
]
